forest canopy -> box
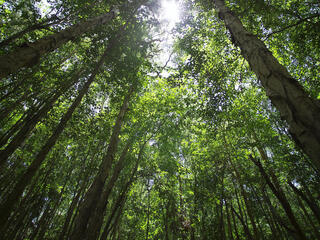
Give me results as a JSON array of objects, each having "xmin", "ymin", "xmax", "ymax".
[{"xmin": 0, "ymin": 0, "xmax": 319, "ymax": 239}]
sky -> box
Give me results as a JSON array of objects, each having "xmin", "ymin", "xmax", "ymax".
[
  {"xmin": 37, "ymin": 0, "xmax": 182, "ymax": 75},
  {"xmin": 157, "ymin": 0, "xmax": 182, "ymax": 72}
]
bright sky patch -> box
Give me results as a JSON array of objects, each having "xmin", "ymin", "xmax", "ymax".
[{"xmin": 161, "ymin": 0, "xmax": 180, "ymax": 27}]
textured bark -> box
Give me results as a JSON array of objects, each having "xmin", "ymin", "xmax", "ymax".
[
  {"xmin": 0, "ymin": 43, "xmax": 112, "ymax": 227},
  {"xmin": 213, "ymin": 0, "xmax": 320, "ymax": 170},
  {"xmin": 0, "ymin": 10, "xmax": 116, "ymax": 79},
  {"xmin": 70, "ymin": 86, "xmax": 134, "ymax": 240}
]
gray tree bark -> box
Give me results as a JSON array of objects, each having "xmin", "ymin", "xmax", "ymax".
[{"xmin": 213, "ymin": 0, "xmax": 320, "ymax": 170}]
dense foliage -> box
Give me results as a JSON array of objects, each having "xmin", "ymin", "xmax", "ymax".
[{"xmin": 0, "ymin": 0, "xmax": 319, "ymax": 239}]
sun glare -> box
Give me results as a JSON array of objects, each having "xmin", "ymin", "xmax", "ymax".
[{"xmin": 161, "ymin": 0, "xmax": 180, "ymax": 26}]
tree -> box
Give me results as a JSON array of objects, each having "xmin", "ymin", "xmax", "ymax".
[
  {"xmin": 210, "ymin": 0, "xmax": 320, "ymax": 170},
  {"xmin": 1, "ymin": 0, "xmax": 319, "ymax": 239}
]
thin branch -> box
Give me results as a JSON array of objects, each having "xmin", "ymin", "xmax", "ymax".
[
  {"xmin": 156, "ymin": 50, "xmax": 174, "ymax": 77},
  {"xmin": 264, "ymin": 14, "xmax": 320, "ymax": 40}
]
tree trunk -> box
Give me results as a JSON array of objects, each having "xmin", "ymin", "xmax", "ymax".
[
  {"xmin": 296, "ymin": 194, "xmax": 320, "ymax": 239},
  {"xmin": 250, "ymin": 155, "xmax": 307, "ymax": 239},
  {"xmin": 0, "ymin": 40, "xmax": 113, "ymax": 227},
  {"xmin": 225, "ymin": 201, "xmax": 234, "ymax": 240},
  {"xmin": 58, "ymin": 185, "xmax": 83, "ymax": 240},
  {"xmin": 58, "ymin": 153, "xmax": 95, "ymax": 240},
  {"xmin": 100, "ymin": 151, "xmax": 141, "ymax": 240},
  {"xmin": 261, "ymin": 187, "xmax": 292, "ymax": 239},
  {"xmin": 0, "ymin": 10, "xmax": 117, "ymax": 79},
  {"xmin": 230, "ymin": 204, "xmax": 253, "ymax": 240},
  {"xmin": 251, "ymin": 184, "xmax": 280, "ymax": 239},
  {"xmin": 70, "ymin": 85, "xmax": 134, "ymax": 240},
  {"xmin": 85, "ymin": 140, "xmax": 132, "ymax": 240},
  {"xmin": 0, "ymin": 69, "xmax": 82, "ymax": 167},
  {"xmin": 213, "ymin": 0, "xmax": 320, "ymax": 170},
  {"xmin": 0, "ymin": 16, "xmax": 62, "ymax": 48},
  {"xmin": 228, "ymin": 156, "xmax": 260, "ymax": 240},
  {"xmin": 288, "ymin": 181, "xmax": 320, "ymax": 224},
  {"xmin": 145, "ymin": 187, "xmax": 151, "ymax": 240}
]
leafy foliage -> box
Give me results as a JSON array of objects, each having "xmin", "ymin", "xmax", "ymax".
[{"xmin": 0, "ymin": 0, "xmax": 319, "ymax": 239}]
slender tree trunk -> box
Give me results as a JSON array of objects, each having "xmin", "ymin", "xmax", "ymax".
[
  {"xmin": 109, "ymin": 205, "xmax": 123, "ymax": 240},
  {"xmin": 70, "ymin": 85, "xmax": 134, "ymax": 240},
  {"xmin": 0, "ymin": 40, "xmax": 114, "ymax": 227},
  {"xmin": 225, "ymin": 201, "xmax": 234, "ymax": 240},
  {"xmin": 218, "ymin": 167, "xmax": 226, "ymax": 240},
  {"xmin": 0, "ymin": 105, "xmax": 37, "ymax": 149},
  {"xmin": 0, "ymin": 156, "xmax": 54, "ymax": 237},
  {"xmin": 100, "ymin": 151, "xmax": 141, "ymax": 240},
  {"xmin": 85, "ymin": 140, "xmax": 132, "ymax": 240},
  {"xmin": 58, "ymin": 185, "xmax": 83, "ymax": 240},
  {"xmin": 0, "ymin": 90, "xmax": 31, "ymax": 120},
  {"xmin": 0, "ymin": 48, "xmax": 79, "ymax": 123},
  {"xmin": 58, "ymin": 153, "xmax": 95, "ymax": 240},
  {"xmin": 239, "ymin": 184, "xmax": 260, "ymax": 239},
  {"xmin": 250, "ymin": 155, "xmax": 307, "ymax": 239},
  {"xmin": 228, "ymin": 156, "xmax": 260, "ymax": 240},
  {"xmin": 145, "ymin": 187, "xmax": 151, "ymax": 240},
  {"xmin": 296, "ymin": 194, "xmax": 320, "ymax": 238},
  {"xmin": 233, "ymin": 184, "xmax": 248, "ymax": 229},
  {"xmin": 251, "ymin": 184, "xmax": 280, "ymax": 239},
  {"xmin": 0, "ymin": 10, "xmax": 117, "ymax": 78},
  {"xmin": 288, "ymin": 181, "xmax": 320, "ymax": 224},
  {"xmin": 36, "ymin": 182, "xmax": 67, "ymax": 240},
  {"xmin": 230, "ymin": 204, "xmax": 253, "ymax": 240},
  {"xmin": 101, "ymin": 197, "xmax": 127, "ymax": 240},
  {"xmin": 0, "ymin": 70, "xmax": 82, "ymax": 166},
  {"xmin": 261, "ymin": 187, "xmax": 292, "ymax": 239},
  {"xmin": 230, "ymin": 202, "xmax": 240, "ymax": 240},
  {"xmin": 213, "ymin": 0, "xmax": 320, "ymax": 170}
]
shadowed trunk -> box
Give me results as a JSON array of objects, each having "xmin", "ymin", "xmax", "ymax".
[
  {"xmin": 0, "ymin": 69, "xmax": 82, "ymax": 167},
  {"xmin": 249, "ymin": 155, "xmax": 307, "ymax": 240},
  {"xmin": 288, "ymin": 181, "xmax": 320, "ymax": 224},
  {"xmin": 70, "ymin": 85, "xmax": 134, "ymax": 240},
  {"xmin": 85, "ymin": 140, "xmax": 132, "ymax": 240},
  {"xmin": 0, "ymin": 9, "xmax": 116, "ymax": 78},
  {"xmin": 0, "ymin": 40, "xmax": 114, "ymax": 228},
  {"xmin": 100, "ymin": 146, "xmax": 142, "ymax": 240}
]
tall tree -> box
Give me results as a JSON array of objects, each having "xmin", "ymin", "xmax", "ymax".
[
  {"xmin": 0, "ymin": 9, "xmax": 117, "ymax": 78},
  {"xmin": 211, "ymin": 0, "xmax": 320, "ymax": 169}
]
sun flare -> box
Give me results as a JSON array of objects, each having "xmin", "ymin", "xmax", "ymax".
[{"xmin": 161, "ymin": 0, "xmax": 180, "ymax": 26}]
